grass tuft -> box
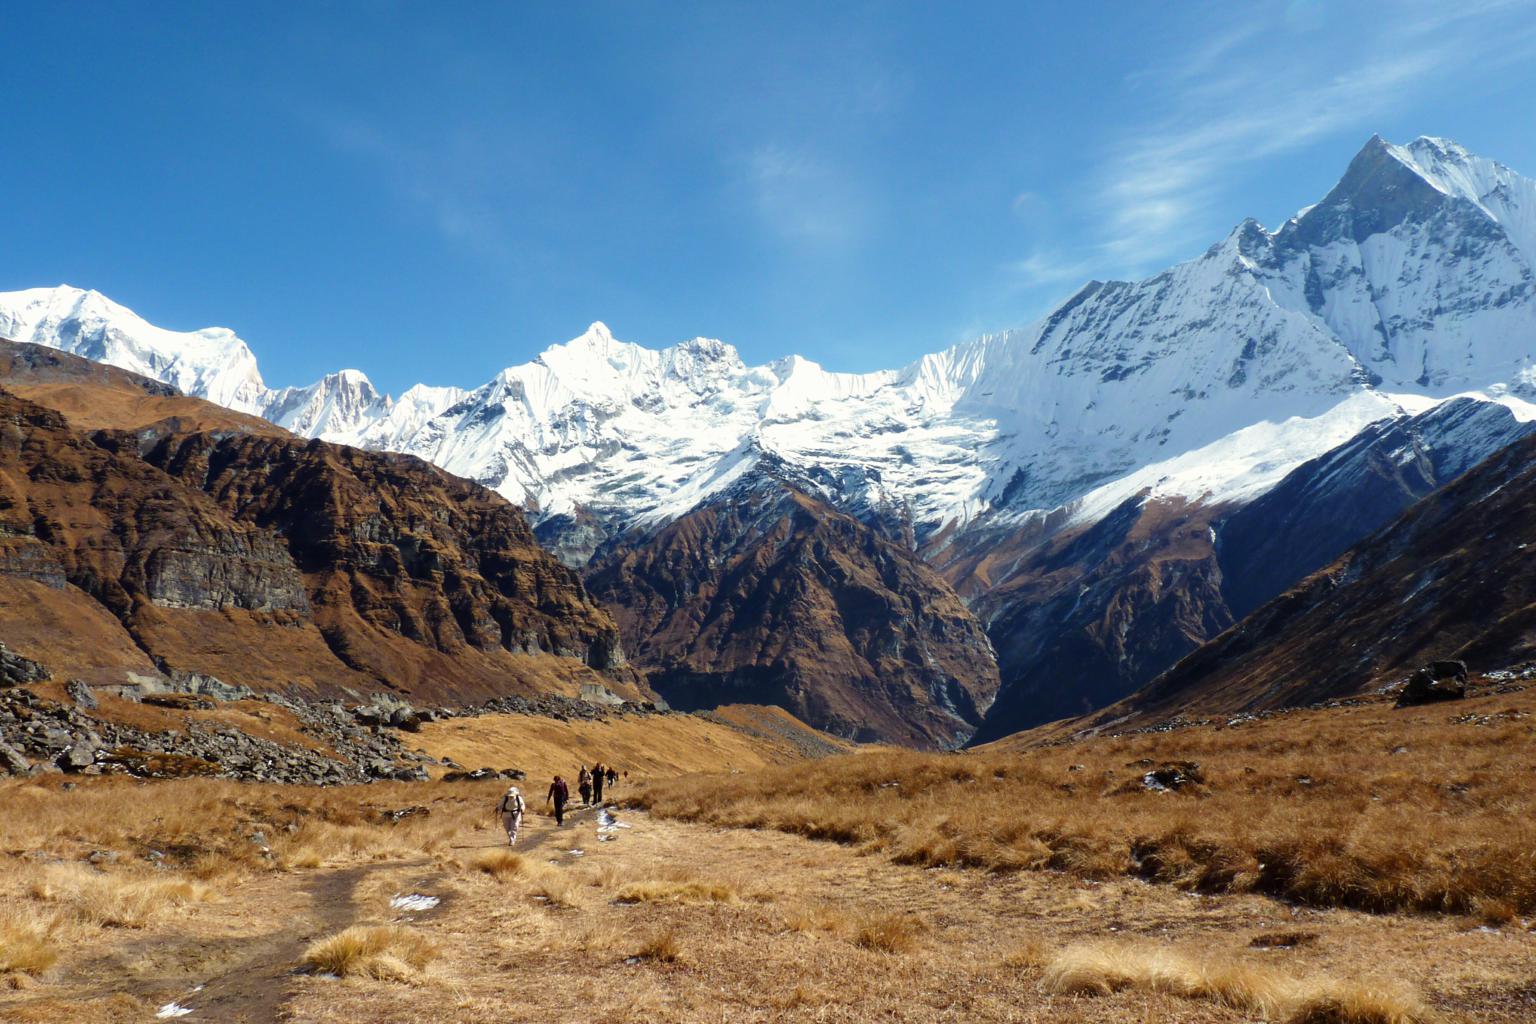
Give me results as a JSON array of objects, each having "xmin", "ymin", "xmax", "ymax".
[
  {"xmin": 1042, "ymin": 942, "xmax": 1427, "ymax": 1023},
  {"xmin": 632, "ymin": 928, "xmax": 682, "ymax": 964},
  {"xmin": 300, "ymin": 925, "xmax": 438, "ymax": 982},
  {"xmin": 0, "ymin": 904, "xmax": 61, "ymax": 975}
]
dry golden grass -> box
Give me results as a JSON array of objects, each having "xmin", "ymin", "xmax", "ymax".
[
  {"xmin": 1042, "ymin": 941, "xmax": 1428, "ymax": 1024},
  {"xmin": 416, "ymin": 703, "xmax": 853, "ymax": 784},
  {"xmin": 614, "ymin": 878, "xmax": 737, "ymax": 905},
  {"xmin": 26, "ymin": 864, "xmax": 213, "ymax": 929},
  {"xmin": 851, "ymin": 911, "xmax": 923, "ymax": 953},
  {"xmin": 0, "ymin": 775, "xmax": 500, "ymax": 878},
  {"xmin": 631, "ymin": 686, "xmax": 1536, "ymax": 915},
  {"xmin": 473, "ymin": 849, "xmax": 529, "ymax": 880},
  {"xmin": 0, "ymin": 904, "xmax": 61, "ymax": 976},
  {"xmin": 632, "ymin": 928, "xmax": 683, "ymax": 963},
  {"xmin": 300, "ymin": 924, "xmax": 439, "ymax": 982}
]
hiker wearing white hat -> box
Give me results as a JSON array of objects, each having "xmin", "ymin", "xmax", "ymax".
[{"xmin": 497, "ymin": 785, "xmax": 525, "ymax": 846}]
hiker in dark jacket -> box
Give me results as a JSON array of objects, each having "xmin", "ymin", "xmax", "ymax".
[
  {"xmin": 547, "ymin": 775, "xmax": 570, "ymax": 825},
  {"xmin": 577, "ymin": 765, "xmax": 593, "ymax": 807},
  {"xmin": 605, "ymin": 766, "xmax": 619, "ymax": 788},
  {"xmin": 591, "ymin": 761, "xmax": 606, "ymax": 804}
]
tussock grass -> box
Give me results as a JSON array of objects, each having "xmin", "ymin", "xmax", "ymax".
[
  {"xmin": 0, "ymin": 776, "xmax": 485, "ymax": 879},
  {"xmin": 615, "ymin": 879, "xmax": 737, "ymax": 905},
  {"xmin": 1042, "ymin": 942, "xmax": 1427, "ymax": 1024},
  {"xmin": 0, "ymin": 904, "xmax": 62, "ymax": 975},
  {"xmin": 27, "ymin": 865, "xmax": 213, "ymax": 929},
  {"xmin": 300, "ymin": 925, "xmax": 438, "ymax": 982},
  {"xmin": 851, "ymin": 911, "xmax": 923, "ymax": 953},
  {"xmin": 632, "ymin": 928, "xmax": 682, "ymax": 963},
  {"xmin": 630, "ymin": 689, "xmax": 1536, "ymax": 916},
  {"xmin": 779, "ymin": 902, "xmax": 925, "ymax": 952},
  {"xmin": 474, "ymin": 850, "xmax": 529, "ymax": 880}
]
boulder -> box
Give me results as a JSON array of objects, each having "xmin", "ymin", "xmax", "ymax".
[
  {"xmin": 0, "ymin": 739, "xmax": 30, "ymax": 775},
  {"xmin": 1142, "ymin": 761, "xmax": 1204, "ymax": 791},
  {"xmin": 57, "ymin": 740, "xmax": 98, "ymax": 772},
  {"xmin": 65, "ymin": 679, "xmax": 98, "ymax": 710},
  {"xmin": 1397, "ymin": 660, "xmax": 1468, "ymax": 707},
  {"xmin": 0, "ymin": 644, "xmax": 49, "ymax": 686},
  {"xmin": 388, "ymin": 707, "xmax": 423, "ymax": 732}
]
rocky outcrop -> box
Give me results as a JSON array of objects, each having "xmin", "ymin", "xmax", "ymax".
[
  {"xmin": 586, "ymin": 472, "xmax": 998, "ymax": 748},
  {"xmin": 1397, "ymin": 661, "xmax": 1469, "ymax": 707},
  {"xmin": 0, "ymin": 343, "xmax": 642, "ymax": 707}
]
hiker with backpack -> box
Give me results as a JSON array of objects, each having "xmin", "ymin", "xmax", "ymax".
[
  {"xmin": 605, "ymin": 765, "xmax": 618, "ymax": 789},
  {"xmin": 577, "ymin": 765, "xmax": 593, "ymax": 807},
  {"xmin": 547, "ymin": 774, "xmax": 570, "ymax": 825},
  {"xmin": 497, "ymin": 785, "xmax": 525, "ymax": 846},
  {"xmin": 591, "ymin": 761, "xmax": 606, "ymax": 804}
]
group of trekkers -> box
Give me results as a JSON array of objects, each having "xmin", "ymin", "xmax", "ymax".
[{"xmin": 496, "ymin": 762, "xmax": 623, "ymax": 846}]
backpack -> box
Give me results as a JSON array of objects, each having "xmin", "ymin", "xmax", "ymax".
[{"xmin": 499, "ymin": 790, "xmax": 524, "ymax": 815}]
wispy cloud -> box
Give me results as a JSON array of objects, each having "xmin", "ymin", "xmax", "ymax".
[
  {"xmin": 1093, "ymin": 0, "xmax": 1536, "ymax": 272},
  {"xmin": 737, "ymin": 143, "xmax": 871, "ymax": 252},
  {"xmin": 1004, "ymin": 251, "xmax": 1100, "ymax": 290}
]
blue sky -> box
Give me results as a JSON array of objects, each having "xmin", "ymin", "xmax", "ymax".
[{"xmin": 4, "ymin": 1, "xmax": 1536, "ymax": 393}]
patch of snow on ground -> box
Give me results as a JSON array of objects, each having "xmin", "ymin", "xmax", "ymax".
[
  {"xmin": 156, "ymin": 1004, "xmax": 194, "ymax": 1019},
  {"xmin": 389, "ymin": 893, "xmax": 440, "ymax": 912}
]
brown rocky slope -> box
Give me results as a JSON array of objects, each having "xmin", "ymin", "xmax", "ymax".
[
  {"xmin": 584, "ymin": 469, "xmax": 998, "ymax": 748},
  {"xmin": 0, "ymin": 340, "xmax": 641, "ymax": 706},
  {"xmin": 1084, "ymin": 427, "xmax": 1536, "ymax": 731}
]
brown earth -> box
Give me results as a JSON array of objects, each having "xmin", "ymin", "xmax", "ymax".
[{"xmin": 0, "ymin": 339, "xmax": 640, "ymax": 706}]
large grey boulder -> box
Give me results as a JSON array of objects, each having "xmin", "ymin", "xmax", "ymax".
[{"xmin": 0, "ymin": 740, "xmax": 30, "ymax": 775}]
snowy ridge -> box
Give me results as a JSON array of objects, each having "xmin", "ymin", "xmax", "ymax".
[{"xmin": 4, "ymin": 135, "xmax": 1536, "ymax": 551}]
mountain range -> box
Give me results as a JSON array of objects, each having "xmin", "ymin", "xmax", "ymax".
[{"xmin": 6, "ymin": 134, "xmax": 1536, "ymax": 745}]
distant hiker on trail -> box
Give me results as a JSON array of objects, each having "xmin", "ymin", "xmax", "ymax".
[
  {"xmin": 578, "ymin": 765, "xmax": 593, "ymax": 807},
  {"xmin": 497, "ymin": 785, "xmax": 525, "ymax": 846},
  {"xmin": 591, "ymin": 761, "xmax": 606, "ymax": 804},
  {"xmin": 547, "ymin": 775, "xmax": 570, "ymax": 825},
  {"xmin": 605, "ymin": 765, "xmax": 618, "ymax": 788}
]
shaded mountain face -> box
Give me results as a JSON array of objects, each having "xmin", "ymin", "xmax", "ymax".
[
  {"xmin": 952, "ymin": 398, "xmax": 1536, "ymax": 742},
  {"xmin": 0, "ymin": 341, "xmax": 638, "ymax": 705},
  {"xmin": 1091, "ymin": 427, "xmax": 1536, "ymax": 732},
  {"xmin": 585, "ymin": 473, "xmax": 998, "ymax": 748}
]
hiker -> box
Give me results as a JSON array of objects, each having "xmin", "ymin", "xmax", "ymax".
[
  {"xmin": 547, "ymin": 774, "xmax": 570, "ymax": 825},
  {"xmin": 605, "ymin": 765, "xmax": 618, "ymax": 788},
  {"xmin": 578, "ymin": 765, "xmax": 593, "ymax": 807},
  {"xmin": 497, "ymin": 785, "xmax": 525, "ymax": 846},
  {"xmin": 591, "ymin": 761, "xmax": 606, "ymax": 804}
]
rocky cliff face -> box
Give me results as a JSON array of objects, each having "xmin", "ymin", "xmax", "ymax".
[
  {"xmin": 585, "ymin": 470, "xmax": 997, "ymax": 748},
  {"xmin": 0, "ymin": 341, "xmax": 639, "ymax": 706}
]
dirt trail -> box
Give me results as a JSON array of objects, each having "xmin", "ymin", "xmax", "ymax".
[
  {"xmin": 4, "ymin": 806, "xmax": 594, "ymax": 1024},
  {"xmin": 177, "ymin": 806, "xmax": 593, "ymax": 1023}
]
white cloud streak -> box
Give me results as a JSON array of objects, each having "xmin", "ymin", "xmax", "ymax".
[{"xmin": 1096, "ymin": 0, "xmax": 1536, "ymax": 272}]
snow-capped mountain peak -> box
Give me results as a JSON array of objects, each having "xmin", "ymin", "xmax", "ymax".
[
  {"xmin": 0, "ymin": 284, "xmax": 268, "ymax": 411},
  {"xmin": 5, "ymin": 134, "xmax": 1536, "ymax": 561}
]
